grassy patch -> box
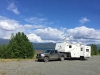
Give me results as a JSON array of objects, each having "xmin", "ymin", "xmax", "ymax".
[
  {"xmin": 0, "ymin": 59, "xmax": 22, "ymax": 62},
  {"xmin": 0, "ymin": 51, "xmax": 38, "ymax": 62}
]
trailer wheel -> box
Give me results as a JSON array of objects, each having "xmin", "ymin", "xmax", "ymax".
[
  {"xmin": 80, "ymin": 56, "xmax": 82, "ymax": 60},
  {"xmin": 82, "ymin": 56, "xmax": 85, "ymax": 60},
  {"xmin": 44, "ymin": 57, "xmax": 49, "ymax": 62},
  {"xmin": 60, "ymin": 56, "xmax": 64, "ymax": 61},
  {"xmin": 80, "ymin": 56, "xmax": 84, "ymax": 60}
]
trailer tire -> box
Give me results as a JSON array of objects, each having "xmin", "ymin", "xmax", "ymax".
[
  {"xmin": 80, "ymin": 56, "xmax": 84, "ymax": 60},
  {"xmin": 82, "ymin": 56, "xmax": 85, "ymax": 60},
  {"xmin": 60, "ymin": 56, "xmax": 64, "ymax": 61},
  {"xmin": 44, "ymin": 57, "xmax": 49, "ymax": 62}
]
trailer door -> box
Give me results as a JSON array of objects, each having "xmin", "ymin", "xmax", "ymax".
[
  {"xmin": 84, "ymin": 46, "xmax": 91, "ymax": 57},
  {"xmin": 80, "ymin": 48, "xmax": 84, "ymax": 56}
]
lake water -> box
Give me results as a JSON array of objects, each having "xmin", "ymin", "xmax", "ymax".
[{"xmin": 34, "ymin": 48, "xmax": 55, "ymax": 51}]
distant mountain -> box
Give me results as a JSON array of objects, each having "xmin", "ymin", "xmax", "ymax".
[
  {"xmin": 0, "ymin": 38, "xmax": 9, "ymax": 44},
  {"xmin": 33, "ymin": 43, "xmax": 56, "ymax": 50},
  {"xmin": 0, "ymin": 38, "xmax": 56, "ymax": 50},
  {"xmin": 0, "ymin": 38, "xmax": 100, "ymax": 50}
]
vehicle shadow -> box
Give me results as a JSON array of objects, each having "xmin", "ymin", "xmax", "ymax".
[
  {"xmin": 35, "ymin": 58, "xmax": 88, "ymax": 62},
  {"xmin": 35, "ymin": 59, "xmax": 60, "ymax": 62},
  {"xmin": 65, "ymin": 58, "xmax": 88, "ymax": 61},
  {"xmin": 35, "ymin": 60, "xmax": 44, "ymax": 62}
]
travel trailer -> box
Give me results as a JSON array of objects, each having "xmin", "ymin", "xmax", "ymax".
[{"xmin": 55, "ymin": 42, "xmax": 91, "ymax": 60}]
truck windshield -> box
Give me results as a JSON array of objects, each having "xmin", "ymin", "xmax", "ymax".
[{"xmin": 44, "ymin": 50, "xmax": 51, "ymax": 53}]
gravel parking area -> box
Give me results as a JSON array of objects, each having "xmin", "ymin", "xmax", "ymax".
[{"xmin": 0, "ymin": 56, "xmax": 100, "ymax": 75}]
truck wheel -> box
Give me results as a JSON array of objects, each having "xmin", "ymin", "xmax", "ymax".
[
  {"xmin": 60, "ymin": 56, "xmax": 64, "ymax": 61},
  {"xmin": 44, "ymin": 57, "xmax": 49, "ymax": 62}
]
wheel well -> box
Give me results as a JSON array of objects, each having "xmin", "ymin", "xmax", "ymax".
[
  {"xmin": 44, "ymin": 56, "xmax": 49, "ymax": 58},
  {"xmin": 65, "ymin": 52, "xmax": 71, "ymax": 57}
]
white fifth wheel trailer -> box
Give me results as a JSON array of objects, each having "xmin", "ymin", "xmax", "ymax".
[{"xmin": 55, "ymin": 42, "xmax": 91, "ymax": 60}]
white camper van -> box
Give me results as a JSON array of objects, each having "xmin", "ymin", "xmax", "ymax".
[{"xmin": 55, "ymin": 42, "xmax": 91, "ymax": 60}]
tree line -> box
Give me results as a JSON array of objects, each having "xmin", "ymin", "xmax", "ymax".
[
  {"xmin": 91, "ymin": 44, "xmax": 100, "ymax": 55},
  {"xmin": 0, "ymin": 32, "xmax": 34, "ymax": 59}
]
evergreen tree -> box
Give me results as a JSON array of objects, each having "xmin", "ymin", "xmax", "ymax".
[
  {"xmin": 7, "ymin": 32, "xmax": 34, "ymax": 58},
  {"xmin": 91, "ymin": 44, "xmax": 99, "ymax": 55},
  {"xmin": 91, "ymin": 44, "xmax": 94, "ymax": 55},
  {"xmin": 0, "ymin": 45, "xmax": 8, "ymax": 58}
]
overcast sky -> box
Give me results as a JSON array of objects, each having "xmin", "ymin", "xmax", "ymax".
[{"xmin": 0, "ymin": 0, "xmax": 100, "ymax": 44}]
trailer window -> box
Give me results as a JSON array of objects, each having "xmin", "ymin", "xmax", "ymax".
[
  {"xmin": 86, "ymin": 49, "xmax": 89, "ymax": 52},
  {"xmin": 69, "ymin": 45, "xmax": 72, "ymax": 48}
]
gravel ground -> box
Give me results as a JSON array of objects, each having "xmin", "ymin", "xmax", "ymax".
[{"xmin": 0, "ymin": 56, "xmax": 100, "ymax": 75}]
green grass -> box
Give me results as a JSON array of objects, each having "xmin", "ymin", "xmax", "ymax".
[
  {"xmin": 0, "ymin": 72, "xmax": 44, "ymax": 75},
  {"xmin": 0, "ymin": 52, "xmax": 37, "ymax": 62}
]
